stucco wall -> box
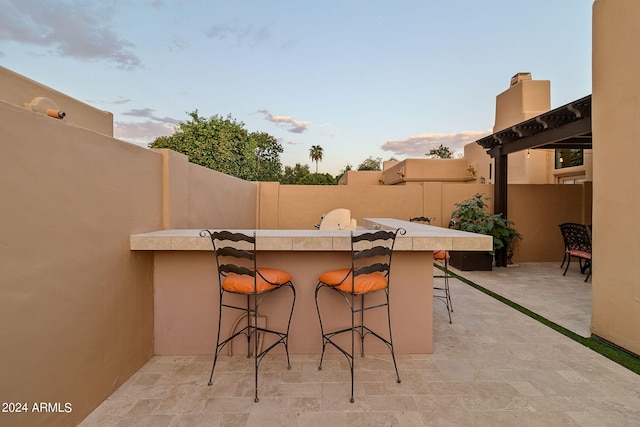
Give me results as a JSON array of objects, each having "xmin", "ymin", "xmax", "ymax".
[
  {"xmin": 259, "ymin": 181, "xmax": 588, "ymax": 263},
  {"xmin": 383, "ymin": 158, "xmax": 474, "ymax": 185},
  {"xmin": 0, "ymin": 99, "xmax": 258, "ymax": 426},
  {"xmin": 338, "ymin": 170, "xmax": 383, "ymax": 185},
  {"xmin": 156, "ymin": 149, "xmax": 257, "ymax": 229},
  {"xmin": 0, "ymin": 65, "xmax": 113, "ymax": 136},
  {"xmin": 591, "ymin": 0, "xmax": 640, "ymax": 356},
  {"xmin": 0, "ymin": 101, "xmax": 161, "ymax": 427}
]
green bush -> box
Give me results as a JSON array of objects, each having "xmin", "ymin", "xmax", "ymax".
[{"xmin": 450, "ymin": 193, "xmax": 521, "ymax": 253}]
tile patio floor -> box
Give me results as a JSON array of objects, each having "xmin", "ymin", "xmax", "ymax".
[{"xmin": 79, "ymin": 262, "xmax": 640, "ymax": 426}]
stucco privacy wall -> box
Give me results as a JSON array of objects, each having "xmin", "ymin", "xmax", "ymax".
[
  {"xmin": 0, "ymin": 65, "xmax": 113, "ymax": 136},
  {"xmin": 157, "ymin": 149, "xmax": 257, "ymax": 229},
  {"xmin": 0, "ymin": 102, "xmax": 258, "ymax": 425},
  {"xmin": 591, "ymin": 0, "xmax": 640, "ymax": 356},
  {"xmin": 0, "ymin": 101, "xmax": 161, "ymax": 427},
  {"xmin": 258, "ymin": 181, "xmax": 588, "ymax": 263}
]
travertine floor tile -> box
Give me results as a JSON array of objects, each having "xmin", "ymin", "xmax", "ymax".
[{"xmin": 79, "ymin": 263, "xmax": 640, "ymax": 427}]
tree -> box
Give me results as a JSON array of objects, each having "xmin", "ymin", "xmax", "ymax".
[
  {"xmin": 297, "ymin": 173, "xmax": 336, "ymax": 185},
  {"xmin": 334, "ymin": 163, "xmax": 353, "ymax": 183},
  {"xmin": 281, "ymin": 163, "xmax": 311, "ymax": 184},
  {"xmin": 309, "ymin": 145, "xmax": 324, "ymax": 173},
  {"xmin": 427, "ymin": 144, "xmax": 455, "ymax": 159},
  {"xmin": 357, "ymin": 156, "xmax": 382, "ymax": 171},
  {"xmin": 252, "ymin": 131, "xmax": 284, "ymax": 182},
  {"xmin": 149, "ymin": 111, "xmax": 283, "ymax": 181}
]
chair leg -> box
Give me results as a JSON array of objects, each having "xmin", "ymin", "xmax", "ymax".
[
  {"xmin": 350, "ymin": 293, "xmax": 355, "ymax": 404},
  {"xmin": 359, "ymin": 294, "xmax": 366, "ymax": 358},
  {"xmin": 208, "ymin": 290, "xmax": 225, "ymax": 387},
  {"xmin": 283, "ymin": 284, "xmax": 296, "ymax": 370},
  {"xmin": 253, "ymin": 296, "xmax": 259, "ymax": 402},
  {"xmin": 316, "ymin": 284, "xmax": 400, "ymax": 403},
  {"xmin": 385, "ymin": 289, "xmax": 401, "ymax": 385},
  {"xmin": 563, "ymin": 256, "xmax": 571, "ymax": 276},
  {"xmin": 434, "ymin": 260, "xmax": 453, "ymax": 323},
  {"xmin": 584, "ymin": 261, "xmax": 592, "ymax": 282},
  {"xmin": 445, "ymin": 259, "xmax": 453, "ymax": 313}
]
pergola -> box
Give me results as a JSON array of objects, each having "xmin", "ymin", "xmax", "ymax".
[{"xmin": 474, "ymin": 94, "xmax": 592, "ymax": 266}]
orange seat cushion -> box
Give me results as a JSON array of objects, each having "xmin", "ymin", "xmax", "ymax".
[
  {"xmin": 222, "ymin": 268, "xmax": 292, "ymax": 293},
  {"xmin": 434, "ymin": 250, "xmax": 449, "ymax": 260},
  {"xmin": 568, "ymin": 250, "xmax": 591, "ymax": 260},
  {"xmin": 319, "ymin": 268, "xmax": 388, "ymax": 294}
]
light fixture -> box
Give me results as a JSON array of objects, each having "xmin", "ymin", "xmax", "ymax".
[
  {"xmin": 559, "ymin": 155, "xmax": 564, "ymax": 163},
  {"xmin": 527, "ymin": 149, "xmax": 531, "ymax": 159}
]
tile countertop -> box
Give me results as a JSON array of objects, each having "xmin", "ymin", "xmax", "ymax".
[{"xmin": 130, "ymin": 218, "xmax": 493, "ymax": 252}]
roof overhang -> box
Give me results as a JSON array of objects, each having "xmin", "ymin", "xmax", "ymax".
[{"xmin": 475, "ymin": 95, "xmax": 592, "ymax": 158}]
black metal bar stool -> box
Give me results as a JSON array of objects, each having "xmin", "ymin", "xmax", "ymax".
[
  {"xmin": 409, "ymin": 217, "xmax": 453, "ymax": 323},
  {"xmin": 200, "ymin": 230, "xmax": 296, "ymax": 402},
  {"xmin": 314, "ymin": 228, "xmax": 404, "ymax": 403}
]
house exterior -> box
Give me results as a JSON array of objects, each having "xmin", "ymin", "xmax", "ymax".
[
  {"xmin": 0, "ymin": 1, "xmax": 638, "ymax": 425},
  {"xmin": 341, "ymin": 72, "xmax": 593, "ymax": 187}
]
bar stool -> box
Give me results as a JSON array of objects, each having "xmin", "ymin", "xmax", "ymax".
[
  {"xmin": 314, "ymin": 228, "xmax": 404, "ymax": 403},
  {"xmin": 409, "ymin": 217, "xmax": 453, "ymax": 323},
  {"xmin": 200, "ymin": 230, "xmax": 296, "ymax": 402}
]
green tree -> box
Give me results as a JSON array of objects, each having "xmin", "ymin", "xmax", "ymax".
[
  {"xmin": 427, "ymin": 144, "xmax": 454, "ymax": 159},
  {"xmin": 281, "ymin": 163, "xmax": 311, "ymax": 184},
  {"xmin": 309, "ymin": 145, "xmax": 324, "ymax": 173},
  {"xmin": 335, "ymin": 163, "xmax": 353, "ymax": 183},
  {"xmin": 149, "ymin": 111, "xmax": 283, "ymax": 181},
  {"xmin": 297, "ymin": 173, "xmax": 336, "ymax": 185},
  {"xmin": 252, "ymin": 131, "xmax": 284, "ymax": 182},
  {"xmin": 357, "ymin": 156, "xmax": 382, "ymax": 171}
]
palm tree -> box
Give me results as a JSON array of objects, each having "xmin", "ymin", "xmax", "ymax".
[{"xmin": 309, "ymin": 145, "xmax": 324, "ymax": 173}]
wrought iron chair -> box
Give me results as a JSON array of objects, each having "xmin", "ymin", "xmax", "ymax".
[
  {"xmin": 409, "ymin": 217, "xmax": 453, "ymax": 323},
  {"xmin": 558, "ymin": 223, "xmax": 592, "ymax": 282},
  {"xmin": 314, "ymin": 228, "xmax": 405, "ymax": 403},
  {"xmin": 200, "ymin": 230, "xmax": 296, "ymax": 402}
]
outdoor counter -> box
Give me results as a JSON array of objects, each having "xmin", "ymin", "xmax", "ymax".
[{"xmin": 131, "ymin": 218, "xmax": 492, "ymax": 355}]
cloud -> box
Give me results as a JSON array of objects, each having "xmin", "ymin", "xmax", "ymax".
[
  {"xmin": 122, "ymin": 108, "xmax": 180, "ymax": 125},
  {"xmin": 0, "ymin": 0, "xmax": 141, "ymax": 69},
  {"xmin": 205, "ymin": 21, "xmax": 272, "ymax": 48},
  {"xmin": 114, "ymin": 120, "xmax": 175, "ymax": 145},
  {"xmin": 114, "ymin": 108, "xmax": 180, "ymax": 146},
  {"xmin": 381, "ymin": 130, "xmax": 491, "ymax": 157},
  {"xmin": 257, "ymin": 110, "xmax": 310, "ymax": 134}
]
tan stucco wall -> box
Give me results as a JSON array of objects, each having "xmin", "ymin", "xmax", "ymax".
[
  {"xmin": 338, "ymin": 170, "xmax": 383, "ymax": 185},
  {"xmin": 0, "ymin": 101, "xmax": 160, "ymax": 427},
  {"xmin": 257, "ymin": 181, "xmax": 588, "ymax": 263},
  {"xmin": 153, "ymin": 250, "xmax": 433, "ymax": 355},
  {"xmin": 0, "ymin": 65, "xmax": 113, "ymax": 136},
  {"xmin": 383, "ymin": 158, "xmax": 474, "ymax": 185},
  {"xmin": 493, "ymin": 76, "xmax": 551, "ymax": 132},
  {"xmin": 591, "ymin": 0, "xmax": 640, "ymax": 356},
  {"xmin": 155, "ymin": 149, "xmax": 257, "ymax": 229},
  {"xmin": 0, "ymin": 72, "xmax": 259, "ymax": 425}
]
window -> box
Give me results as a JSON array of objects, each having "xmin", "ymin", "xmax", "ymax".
[
  {"xmin": 559, "ymin": 176, "xmax": 587, "ymax": 184},
  {"xmin": 555, "ymin": 149, "xmax": 583, "ymax": 169}
]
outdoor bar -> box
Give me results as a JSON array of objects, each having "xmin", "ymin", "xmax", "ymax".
[{"xmin": 130, "ymin": 218, "xmax": 492, "ymax": 355}]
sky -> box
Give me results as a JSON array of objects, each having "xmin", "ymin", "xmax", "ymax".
[{"xmin": 0, "ymin": 0, "xmax": 593, "ymax": 175}]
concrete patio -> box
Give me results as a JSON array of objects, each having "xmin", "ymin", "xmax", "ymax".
[{"xmin": 79, "ymin": 262, "xmax": 640, "ymax": 426}]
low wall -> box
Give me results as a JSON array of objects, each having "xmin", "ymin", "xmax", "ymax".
[{"xmin": 259, "ymin": 181, "xmax": 590, "ymax": 263}]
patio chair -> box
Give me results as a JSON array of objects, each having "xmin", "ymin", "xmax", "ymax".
[
  {"xmin": 409, "ymin": 217, "xmax": 453, "ymax": 323},
  {"xmin": 558, "ymin": 223, "xmax": 592, "ymax": 282},
  {"xmin": 200, "ymin": 230, "xmax": 296, "ymax": 402},
  {"xmin": 314, "ymin": 228, "xmax": 404, "ymax": 403}
]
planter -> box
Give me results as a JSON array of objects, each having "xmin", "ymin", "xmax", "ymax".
[{"xmin": 449, "ymin": 251, "xmax": 493, "ymax": 271}]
